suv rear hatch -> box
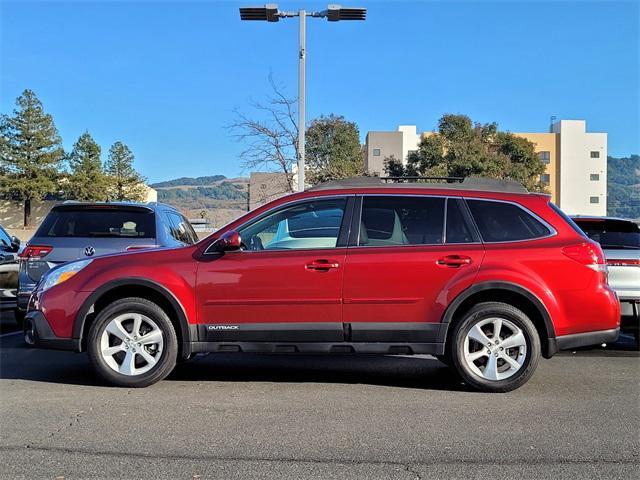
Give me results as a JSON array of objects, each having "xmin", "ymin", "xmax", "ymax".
[
  {"xmin": 573, "ymin": 218, "xmax": 640, "ymax": 299},
  {"xmin": 21, "ymin": 204, "xmax": 157, "ymax": 284}
]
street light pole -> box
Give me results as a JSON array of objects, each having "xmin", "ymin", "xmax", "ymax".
[
  {"xmin": 239, "ymin": 4, "xmax": 366, "ymax": 192},
  {"xmin": 297, "ymin": 10, "xmax": 306, "ymax": 191}
]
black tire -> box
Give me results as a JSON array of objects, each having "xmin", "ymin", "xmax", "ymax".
[
  {"xmin": 450, "ymin": 302, "xmax": 541, "ymax": 393},
  {"xmin": 87, "ymin": 297, "xmax": 178, "ymax": 388}
]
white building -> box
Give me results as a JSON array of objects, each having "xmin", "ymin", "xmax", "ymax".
[{"xmin": 364, "ymin": 119, "xmax": 608, "ymax": 216}]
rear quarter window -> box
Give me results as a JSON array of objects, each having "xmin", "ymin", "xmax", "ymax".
[
  {"xmin": 467, "ymin": 200, "xmax": 551, "ymax": 242},
  {"xmin": 36, "ymin": 208, "xmax": 156, "ymax": 238}
]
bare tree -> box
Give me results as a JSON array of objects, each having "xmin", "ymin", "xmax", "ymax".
[{"xmin": 229, "ymin": 76, "xmax": 298, "ymax": 192}]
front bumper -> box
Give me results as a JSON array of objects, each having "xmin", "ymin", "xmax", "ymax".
[{"xmin": 24, "ymin": 311, "xmax": 79, "ymax": 351}]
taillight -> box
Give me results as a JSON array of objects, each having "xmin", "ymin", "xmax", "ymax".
[
  {"xmin": 562, "ymin": 242, "xmax": 608, "ymax": 283},
  {"xmin": 126, "ymin": 245, "xmax": 156, "ymax": 252},
  {"xmin": 607, "ymin": 259, "xmax": 640, "ymax": 267},
  {"xmin": 18, "ymin": 245, "xmax": 53, "ymax": 259}
]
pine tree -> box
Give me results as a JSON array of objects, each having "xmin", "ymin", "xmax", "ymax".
[
  {"xmin": 66, "ymin": 132, "xmax": 109, "ymax": 201},
  {"xmin": 0, "ymin": 89, "xmax": 65, "ymax": 227},
  {"xmin": 105, "ymin": 142, "xmax": 147, "ymax": 201}
]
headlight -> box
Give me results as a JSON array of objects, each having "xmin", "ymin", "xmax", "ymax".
[{"xmin": 40, "ymin": 259, "xmax": 92, "ymax": 292}]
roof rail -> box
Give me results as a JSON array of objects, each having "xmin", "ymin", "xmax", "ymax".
[{"xmin": 306, "ymin": 176, "xmax": 528, "ymax": 194}]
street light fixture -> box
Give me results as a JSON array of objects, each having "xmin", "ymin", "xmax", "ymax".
[{"xmin": 239, "ymin": 4, "xmax": 366, "ymax": 191}]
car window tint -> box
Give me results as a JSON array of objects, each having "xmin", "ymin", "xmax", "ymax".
[
  {"xmin": 167, "ymin": 213, "xmax": 197, "ymax": 244},
  {"xmin": 359, "ymin": 196, "xmax": 444, "ymax": 246},
  {"xmin": 467, "ymin": 200, "xmax": 551, "ymax": 242},
  {"xmin": 446, "ymin": 198, "xmax": 478, "ymax": 244},
  {"xmin": 573, "ymin": 219, "xmax": 640, "ymax": 249},
  {"xmin": 36, "ymin": 209, "xmax": 156, "ymax": 238},
  {"xmin": 239, "ymin": 198, "xmax": 346, "ymax": 251}
]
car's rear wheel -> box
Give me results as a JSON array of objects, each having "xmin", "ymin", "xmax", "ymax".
[
  {"xmin": 87, "ymin": 297, "xmax": 178, "ymax": 387},
  {"xmin": 450, "ymin": 302, "xmax": 540, "ymax": 393}
]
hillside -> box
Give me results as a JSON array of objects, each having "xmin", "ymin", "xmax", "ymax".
[
  {"xmin": 608, "ymin": 155, "xmax": 640, "ymax": 220},
  {"xmin": 151, "ymin": 175, "xmax": 227, "ymax": 188},
  {"xmin": 151, "ymin": 175, "xmax": 249, "ymax": 227}
]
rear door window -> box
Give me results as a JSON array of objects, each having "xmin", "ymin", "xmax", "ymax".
[
  {"xmin": 359, "ymin": 196, "xmax": 445, "ymax": 246},
  {"xmin": 36, "ymin": 208, "xmax": 156, "ymax": 238},
  {"xmin": 445, "ymin": 198, "xmax": 480, "ymax": 244},
  {"xmin": 466, "ymin": 200, "xmax": 551, "ymax": 242}
]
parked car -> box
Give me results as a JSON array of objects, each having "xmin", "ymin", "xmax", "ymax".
[
  {"xmin": 24, "ymin": 177, "xmax": 620, "ymax": 392},
  {"xmin": 17, "ymin": 202, "xmax": 198, "ymax": 327},
  {"xmin": 0, "ymin": 224, "xmax": 21, "ymax": 311},
  {"xmin": 571, "ymin": 216, "xmax": 640, "ymax": 347}
]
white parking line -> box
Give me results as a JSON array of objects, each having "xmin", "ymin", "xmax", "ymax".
[{"xmin": 0, "ymin": 331, "xmax": 21, "ymax": 339}]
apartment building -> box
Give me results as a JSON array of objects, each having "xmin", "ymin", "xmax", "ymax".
[{"xmin": 364, "ymin": 120, "xmax": 607, "ymax": 215}]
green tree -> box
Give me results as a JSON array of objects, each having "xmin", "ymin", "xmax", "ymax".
[
  {"xmin": 385, "ymin": 114, "xmax": 547, "ymax": 192},
  {"xmin": 66, "ymin": 131, "xmax": 109, "ymax": 201},
  {"xmin": 305, "ymin": 114, "xmax": 364, "ymax": 184},
  {"xmin": 105, "ymin": 141, "xmax": 147, "ymax": 201},
  {"xmin": 0, "ymin": 89, "xmax": 65, "ymax": 227}
]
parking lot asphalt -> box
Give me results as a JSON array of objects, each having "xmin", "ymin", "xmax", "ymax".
[{"xmin": 0, "ymin": 313, "xmax": 639, "ymax": 480}]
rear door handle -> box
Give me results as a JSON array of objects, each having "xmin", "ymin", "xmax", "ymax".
[
  {"xmin": 305, "ymin": 259, "xmax": 340, "ymax": 272},
  {"xmin": 436, "ymin": 255, "xmax": 473, "ymax": 268}
]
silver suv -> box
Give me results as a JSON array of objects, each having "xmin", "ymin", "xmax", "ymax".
[
  {"xmin": 17, "ymin": 202, "xmax": 198, "ymax": 325},
  {"xmin": 573, "ymin": 216, "xmax": 640, "ymax": 347}
]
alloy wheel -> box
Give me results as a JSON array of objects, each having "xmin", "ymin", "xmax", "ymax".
[
  {"xmin": 100, "ymin": 313, "xmax": 164, "ymax": 376},
  {"xmin": 463, "ymin": 317, "xmax": 527, "ymax": 381}
]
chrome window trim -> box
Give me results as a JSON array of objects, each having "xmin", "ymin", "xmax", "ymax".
[
  {"xmin": 203, "ymin": 195, "xmax": 352, "ymax": 255},
  {"xmin": 464, "ymin": 197, "xmax": 557, "ymax": 244}
]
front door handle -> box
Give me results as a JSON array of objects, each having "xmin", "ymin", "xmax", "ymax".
[
  {"xmin": 305, "ymin": 259, "xmax": 340, "ymax": 272},
  {"xmin": 436, "ymin": 255, "xmax": 473, "ymax": 268}
]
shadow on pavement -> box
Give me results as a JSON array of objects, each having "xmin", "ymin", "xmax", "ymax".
[
  {"xmin": 1, "ymin": 323, "xmax": 637, "ymax": 389},
  {"xmin": 0, "ymin": 332, "xmax": 468, "ymax": 391}
]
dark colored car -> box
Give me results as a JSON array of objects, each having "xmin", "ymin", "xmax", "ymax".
[
  {"xmin": 25, "ymin": 177, "xmax": 620, "ymax": 392},
  {"xmin": 0, "ymin": 224, "xmax": 21, "ymax": 311},
  {"xmin": 17, "ymin": 202, "xmax": 198, "ymax": 325},
  {"xmin": 572, "ymin": 216, "xmax": 640, "ymax": 346}
]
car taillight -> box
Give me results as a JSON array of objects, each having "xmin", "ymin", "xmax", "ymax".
[
  {"xmin": 562, "ymin": 242, "xmax": 608, "ymax": 283},
  {"xmin": 126, "ymin": 245, "xmax": 156, "ymax": 252},
  {"xmin": 607, "ymin": 258, "xmax": 640, "ymax": 267},
  {"xmin": 18, "ymin": 245, "xmax": 53, "ymax": 259}
]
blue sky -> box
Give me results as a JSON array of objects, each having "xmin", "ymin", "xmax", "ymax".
[{"xmin": 1, "ymin": 0, "xmax": 638, "ymax": 183}]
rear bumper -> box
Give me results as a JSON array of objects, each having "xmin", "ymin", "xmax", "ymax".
[
  {"xmin": 548, "ymin": 327, "xmax": 620, "ymax": 354},
  {"xmin": 619, "ymin": 299, "xmax": 639, "ymax": 333},
  {"xmin": 24, "ymin": 311, "xmax": 79, "ymax": 351}
]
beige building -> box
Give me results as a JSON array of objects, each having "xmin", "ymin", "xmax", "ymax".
[
  {"xmin": 364, "ymin": 120, "xmax": 607, "ymax": 216},
  {"xmin": 248, "ymin": 172, "xmax": 292, "ymax": 210}
]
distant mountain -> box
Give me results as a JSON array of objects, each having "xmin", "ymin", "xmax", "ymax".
[
  {"xmin": 150, "ymin": 175, "xmax": 249, "ymax": 227},
  {"xmin": 608, "ymin": 155, "xmax": 640, "ymax": 220},
  {"xmin": 151, "ymin": 175, "xmax": 227, "ymax": 188}
]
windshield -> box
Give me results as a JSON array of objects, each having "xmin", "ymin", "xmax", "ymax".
[{"xmin": 573, "ymin": 219, "xmax": 640, "ymax": 249}]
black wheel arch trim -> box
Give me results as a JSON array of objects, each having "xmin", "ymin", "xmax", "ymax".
[
  {"xmin": 73, "ymin": 278, "xmax": 192, "ymax": 358},
  {"xmin": 439, "ymin": 281, "xmax": 556, "ymax": 350}
]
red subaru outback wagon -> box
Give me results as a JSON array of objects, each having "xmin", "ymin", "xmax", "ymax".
[{"xmin": 25, "ymin": 177, "xmax": 620, "ymax": 392}]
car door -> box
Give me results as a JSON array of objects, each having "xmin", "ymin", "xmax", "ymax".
[
  {"xmin": 342, "ymin": 196, "xmax": 484, "ymax": 342},
  {"xmin": 195, "ymin": 196, "xmax": 353, "ymax": 343}
]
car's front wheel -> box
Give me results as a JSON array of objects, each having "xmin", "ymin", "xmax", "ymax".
[
  {"xmin": 450, "ymin": 302, "xmax": 540, "ymax": 393},
  {"xmin": 87, "ymin": 297, "xmax": 178, "ymax": 387}
]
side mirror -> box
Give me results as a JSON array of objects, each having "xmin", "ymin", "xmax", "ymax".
[
  {"xmin": 212, "ymin": 230, "xmax": 242, "ymax": 253},
  {"xmin": 10, "ymin": 236, "xmax": 20, "ymax": 253}
]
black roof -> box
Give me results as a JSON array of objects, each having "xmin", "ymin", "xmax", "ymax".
[{"xmin": 307, "ymin": 176, "xmax": 529, "ymax": 194}]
